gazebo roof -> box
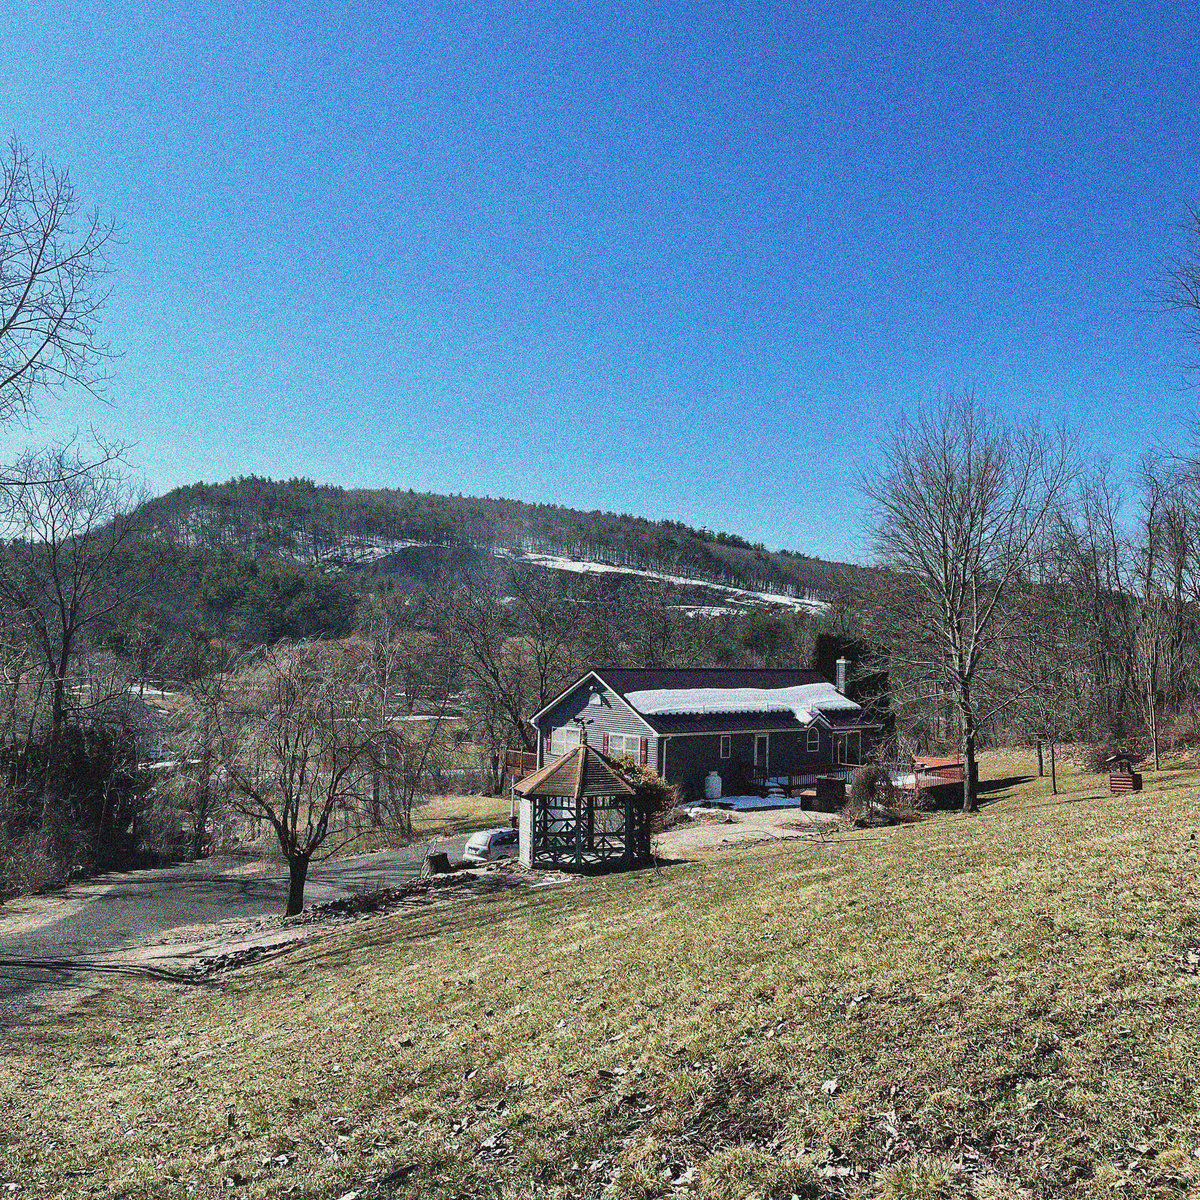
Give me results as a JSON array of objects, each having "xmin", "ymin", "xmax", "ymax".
[{"xmin": 515, "ymin": 742, "xmax": 636, "ymax": 801}]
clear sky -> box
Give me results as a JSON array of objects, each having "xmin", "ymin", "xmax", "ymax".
[{"xmin": 2, "ymin": 0, "xmax": 1197, "ymax": 560}]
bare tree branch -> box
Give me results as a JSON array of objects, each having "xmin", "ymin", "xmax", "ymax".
[{"xmin": 0, "ymin": 139, "xmax": 116, "ymax": 425}]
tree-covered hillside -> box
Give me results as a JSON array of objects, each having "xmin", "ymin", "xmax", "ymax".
[{"xmin": 137, "ymin": 476, "xmax": 866, "ymax": 600}]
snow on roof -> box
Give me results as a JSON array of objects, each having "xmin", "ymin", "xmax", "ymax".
[{"xmin": 624, "ymin": 682, "xmax": 860, "ymax": 724}]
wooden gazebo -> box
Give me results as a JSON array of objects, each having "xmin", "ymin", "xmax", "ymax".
[{"xmin": 515, "ymin": 740, "xmax": 652, "ymax": 871}]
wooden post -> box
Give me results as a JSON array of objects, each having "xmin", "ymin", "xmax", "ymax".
[
  {"xmin": 1149, "ymin": 679, "xmax": 1160, "ymax": 772},
  {"xmin": 575, "ymin": 794, "xmax": 584, "ymax": 869}
]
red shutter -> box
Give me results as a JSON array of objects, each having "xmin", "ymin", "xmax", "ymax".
[
  {"xmin": 602, "ymin": 732, "xmax": 609, "ymax": 755},
  {"xmin": 544, "ymin": 736, "xmax": 552, "ymax": 760},
  {"xmin": 640, "ymin": 737, "xmax": 649, "ymax": 766}
]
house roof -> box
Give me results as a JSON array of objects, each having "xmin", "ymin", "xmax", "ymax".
[
  {"xmin": 515, "ymin": 741, "xmax": 637, "ymax": 799},
  {"xmin": 597, "ymin": 667, "xmax": 829, "ymax": 694},
  {"xmin": 532, "ymin": 667, "xmax": 879, "ymax": 735},
  {"xmin": 646, "ymin": 711, "xmax": 809, "ymax": 735}
]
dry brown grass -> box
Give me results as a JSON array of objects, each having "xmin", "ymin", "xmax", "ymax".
[
  {"xmin": 411, "ymin": 792, "xmax": 513, "ymax": 837},
  {"xmin": 3, "ymin": 749, "xmax": 1200, "ymax": 1199}
]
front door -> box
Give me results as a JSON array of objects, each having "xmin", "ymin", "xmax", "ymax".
[{"xmin": 754, "ymin": 734, "xmax": 769, "ymax": 776}]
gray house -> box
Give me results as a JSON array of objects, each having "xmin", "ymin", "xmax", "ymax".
[{"xmin": 531, "ymin": 667, "xmax": 877, "ymax": 803}]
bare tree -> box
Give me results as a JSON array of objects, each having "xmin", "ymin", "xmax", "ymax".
[
  {"xmin": 0, "ymin": 139, "xmax": 115, "ymax": 426},
  {"xmin": 861, "ymin": 392, "xmax": 1077, "ymax": 811},
  {"xmin": 443, "ymin": 568, "xmax": 581, "ymax": 758},
  {"xmin": 443, "ymin": 572, "xmax": 535, "ymax": 754},
  {"xmin": 509, "ymin": 571, "xmax": 581, "ymax": 705},
  {"xmin": 0, "ymin": 443, "xmax": 139, "ymax": 740},
  {"xmin": 175, "ymin": 671, "xmax": 232, "ymax": 860},
  {"xmin": 353, "ymin": 592, "xmax": 453, "ymax": 834},
  {"xmin": 1007, "ymin": 519, "xmax": 1091, "ymax": 793},
  {"xmin": 216, "ymin": 641, "xmax": 380, "ymax": 915},
  {"xmin": 1159, "ymin": 204, "xmax": 1200, "ymax": 375}
]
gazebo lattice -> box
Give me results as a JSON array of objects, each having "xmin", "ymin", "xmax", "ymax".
[{"xmin": 515, "ymin": 740, "xmax": 652, "ymax": 870}]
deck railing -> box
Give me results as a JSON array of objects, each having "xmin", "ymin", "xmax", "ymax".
[
  {"xmin": 752, "ymin": 765, "xmax": 858, "ymax": 791},
  {"xmin": 504, "ymin": 749, "xmax": 538, "ymax": 781},
  {"xmin": 750, "ymin": 761, "xmax": 965, "ymax": 798}
]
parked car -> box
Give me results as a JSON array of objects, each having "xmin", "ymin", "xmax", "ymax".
[{"xmin": 463, "ymin": 826, "xmax": 519, "ymax": 863}]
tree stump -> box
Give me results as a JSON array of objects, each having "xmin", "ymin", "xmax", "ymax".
[{"xmin": 423, "ymin": 851, "xmax": 452, "ymax": 875}]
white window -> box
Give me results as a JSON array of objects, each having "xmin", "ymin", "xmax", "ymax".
[
  {"xmin": 549, "ymin": 726, "xmax": 581, "ymax": 757},
  {"xmin": 607, "ymin": 733, "xmax": 642, "ymax": 758},
  {"xmin": 719, "ymin": 735, "xmax": 731, "ymax": 759},
  {"xmin": 806, "ymin": 726, "xmax": 820, "ymax": 753}
]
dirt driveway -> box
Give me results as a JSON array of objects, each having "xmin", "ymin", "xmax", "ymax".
[{"xmin": 658, "ymin": 806, "xmax": 837, "ymax": 857}]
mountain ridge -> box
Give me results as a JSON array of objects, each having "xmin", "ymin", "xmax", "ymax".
[{"xmin": 136, "ymin": 476, "xmax": 867, "ymax": 606}]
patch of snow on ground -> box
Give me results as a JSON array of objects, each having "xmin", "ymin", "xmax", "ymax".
[
  {"xmin": 128, "ymin": 686, "xmax": 181, "ymax": 703},
  {"xmin": 717, "ymin": 795, "xmax": 805, "ymax": 811}
]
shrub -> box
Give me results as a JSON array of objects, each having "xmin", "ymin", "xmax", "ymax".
[
  {"xmin": 0, "ymin": 828, "xmax": 73, "ymax": 900},
  {"xmin": 610, "ymin": 755, "xmax": 683, "ymax": 835},
  {"xmin": 844, "ymin": 763, "xmax": 917, "ymax": 827}
]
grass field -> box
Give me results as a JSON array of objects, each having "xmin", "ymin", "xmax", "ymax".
[
  {"xmin": 4, "ymin": 750, "xmax": 1200, "ymax": 1199},
  {"xmin": 412, "ymin": 792, "xmax": 513, "ymax": 838}
]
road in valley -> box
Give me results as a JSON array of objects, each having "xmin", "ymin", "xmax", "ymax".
[{"xmin": 0, "ymin": 835, "xmax": 469, "ymax": 1023}]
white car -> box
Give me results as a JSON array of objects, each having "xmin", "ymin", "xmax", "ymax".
[{"xmin": 463, "ymin": 827, "xmax": 519, "ymax": 863}]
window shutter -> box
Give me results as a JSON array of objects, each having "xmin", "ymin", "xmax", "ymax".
[
  {"xmin": 640, "ymin": 737, "xmax": 648, "ymax": 766},
  {"xmin": 544, "ymin": 736, "xmax": 552, "ymax": 760},
  {"xmin": 602, "ymin": 733, "xmax": 609, "ymax": 755}
]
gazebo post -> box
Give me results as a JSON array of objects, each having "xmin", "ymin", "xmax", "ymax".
[{"xmin": 574, "ymin": 792, "xmax": 583, "ymax": 868}]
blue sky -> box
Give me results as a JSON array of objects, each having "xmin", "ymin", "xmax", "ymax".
[{"xmin": 2, "ymin": 0, "xmax": 1197, "ymax": 560}]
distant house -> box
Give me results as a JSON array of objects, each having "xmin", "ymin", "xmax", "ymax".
[{"xmin": 531, "ymin": 667, "xmax": 879, "ymax": 802}]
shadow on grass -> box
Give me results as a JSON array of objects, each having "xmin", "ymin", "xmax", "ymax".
[
  {"xmin": 542, "ymin": 856, "xmax": 690, "ymax": 876},
  {"xmin": 977, "ymin": 775, "xmax": 1036, "ymax": 796}
]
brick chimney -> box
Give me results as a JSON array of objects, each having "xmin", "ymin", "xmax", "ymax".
[{"xmin": 835, "ymin": 657, "xmax": 850, "ymax": 695}]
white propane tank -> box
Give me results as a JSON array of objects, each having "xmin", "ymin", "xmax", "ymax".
[{"xmin": 704, "ymin": 770, "xmax": 723, "ymax": 801}]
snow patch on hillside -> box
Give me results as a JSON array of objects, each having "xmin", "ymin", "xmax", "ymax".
[{"xmin": 494, "ymin": 547, "xmax": 828, "ymax": 612}]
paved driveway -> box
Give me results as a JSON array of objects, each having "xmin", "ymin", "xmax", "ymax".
[{"xmin": 0, "ymin": 835, "xmax": 467, "ymax": 1023}]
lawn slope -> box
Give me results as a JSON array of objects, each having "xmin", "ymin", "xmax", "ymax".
[{"xmin": 3, "ymin": 752, "xmax": 1200, "ymax": 1199}]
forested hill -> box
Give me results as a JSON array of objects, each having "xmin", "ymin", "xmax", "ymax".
[{"xmin": 137, "ymin": 477, "xmax": 865, "ymax": 602}]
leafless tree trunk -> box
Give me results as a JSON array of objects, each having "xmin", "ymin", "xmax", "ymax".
[{"xmin": 177, "ymin": 673, "xmax": 230, "ymax": 859}]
